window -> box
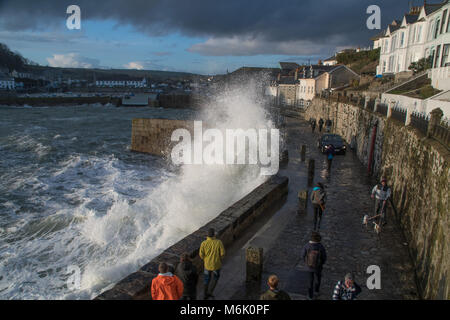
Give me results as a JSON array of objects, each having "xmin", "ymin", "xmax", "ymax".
[
  {"xmin": 441, "ymin": 10, "xmax": 448, "ymax": 35},
  {"xmin": 417, "ymin": 25, "xmax": 422, "ymax": 42},
  {"xmin": 447, "ymin": 10, "xmax": 450, "ymax": 33},
  {"xmin": 400, "ymin": 32, "xmax": 405, "ymax": 47},
  {"xmin": 434, "ymin": 18, "xmax": 441, "ymax": 39},
  {"xmin": 434, "ymin": 45, "xmax": 441, "ymax": 68},
  {"xmin": 442, "ymin": 44, "xmax": 450, "ymax": 67}
]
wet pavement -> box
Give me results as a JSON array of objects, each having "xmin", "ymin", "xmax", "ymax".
[{"xmin": 211, "ymin": 117, "xmax": 419, "ymax": 300}]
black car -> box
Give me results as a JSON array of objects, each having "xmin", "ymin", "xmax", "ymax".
[{"xmin": 317, "ymin": 134, "xmax": 347, "ymax": 155}]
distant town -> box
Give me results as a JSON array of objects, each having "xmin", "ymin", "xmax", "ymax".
[{"xmin": 0, "ymin": 1, "xmax": 449, "ymax": 117}]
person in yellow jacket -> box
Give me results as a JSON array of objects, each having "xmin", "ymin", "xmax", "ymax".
[{"xmin": 199, "ymin": 228, "xmax": 225, "ymax": 300}]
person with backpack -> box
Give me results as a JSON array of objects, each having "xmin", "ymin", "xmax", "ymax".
[
  {"xmin": 332, "ymin": 273, "xmax": 362, "ymax": 300},
  {"xmin": 301, "ymin": 232, "xmax": 327, "ymax": 300},
  {"xmin": 325, "ymin": 144, "xmax": 335, "ymax": 171},
  {"xmin": 371, "ymin": 177, "xmax": 391, "ymax": 225},
  {"xmin": 310, "ymin": 182, "xmax": 326, "ymax": 231},
  {"xmin": 175, "ymin": 253, "xmax": 199, "ymax": 300},
  {"xmin": 151, "ymin": 262, "xmax": 184, "ymax": 300},
  {"xmin": 199, "ymin": 228, "xmax": 225, "ymax": 300},
  {"xmin": 318, "ymin": 118, "xmax": 324, "ymax": 132},
  {"xmin": 260, "ymin": 275, "xmax": 291, "ymax": 300}
]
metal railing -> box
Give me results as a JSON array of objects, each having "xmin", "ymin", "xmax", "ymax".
[
  {"xmin": 410, "ymin": 112, "xmax": 429, "ymax": 136},
  {"xmin": 376, "ymin": 103, "xmax": 388, "ymax": 116},
  {"xmin": 391, "ymin": 106, "xmax": 407, "ymax": 123}
]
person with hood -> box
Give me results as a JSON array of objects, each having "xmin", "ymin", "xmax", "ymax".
[
  {"xmin": 311, "ymin": 182, "xmax": 326, "ymax": 231},
  {"xmin": 301, "ymin": 232, "xmax": 327, "ymax": 300},
  {"xmin": 260, "ymin": 275, "xmax": 291, "ymax": 300},
  {"xmin": 175, "ymin": 253, "xmax": 199, "ymax": 300},
  {"xmin": 332, "ymin": 273, "xmax": 362, "ymax": 300},
  {"xmin": 151, "ymin": 262, "xmax": 184, "ymax": 300},
  {"xmin": 318, "ymin": 118, "xmax": 324, "ymax": 132},
  {"xmin": 199, "ymin": 228, "xmax": 225, "ymax": 300},
  {"xmin": 371, "ymin": 177, "xmax": 391, "ymax": 225}
]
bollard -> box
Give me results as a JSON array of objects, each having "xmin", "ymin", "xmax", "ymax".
[
  {"xmin": 280, "ymin": 149, "xmax": 289, "ymax": 166},
  {"xmin": 246, "ymin": 247, "xmax": 263, "ymax": 283},
  {"xmin": 297, "ymin": 190, "xmax": 308, "ymax": 214},
  {"xmin": 307, "ymin": 159, "xmax": 315, "ymax": 187},
  {"xmin": 301, "ymin": 145, "xmax": 306, "ymax": 162}
]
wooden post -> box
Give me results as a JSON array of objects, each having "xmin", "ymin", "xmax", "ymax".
[
  {"xmin": 297, "ymin": 190, "xmax": 308, "ymax": 214},
  {"xmin": 246, "ymin": 247, "xmax": 263, "ymax": 283},
  {"xmin": 307, "ymin": 159, "xmax": 315, "ymax": 187},
  {"xmin": 301, "ymin": 145, "xmax": 306, "ymax": 162}
]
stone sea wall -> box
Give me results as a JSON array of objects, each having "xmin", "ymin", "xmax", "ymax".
[
  {"xmin": 131, "ymin": 118, "xmax": 194, "ymax": 157},
  {"xmin": 95, "ymin": 175, "xmax": 289, "ymax": 300},
  {"xmin": 304, "ymin": 98, "xmax": 449, "ymax": 299}
]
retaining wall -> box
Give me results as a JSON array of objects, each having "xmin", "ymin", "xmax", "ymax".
[
  {"xmin": 304, "ymin": 97, "xmax": 449, "ymax": 299},
  {"xmin": 94, "ymin": 175, "xmax": 289, "ymax": 300}
]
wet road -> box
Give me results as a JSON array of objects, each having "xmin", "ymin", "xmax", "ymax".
[{"xmin": 213, "ymin": 117, "xmax": 418, "ymax": 300}]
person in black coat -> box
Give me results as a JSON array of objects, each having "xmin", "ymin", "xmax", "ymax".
[
  {"xmin": 318, "ymin": 118, "xmax": 324, "ymax": 132},
  {"xmin": 175, "ymin": 253, "xmax": 199, "ymax": 300},
  {"xmin": 301, "ymin": 232, "xmax": 327, "ymax": 300}
]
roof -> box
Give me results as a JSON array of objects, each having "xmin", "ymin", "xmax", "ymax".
[
  {"xmin": 279, "ymin": 62, "xmax": 301, "ymax": 71},
  {"xmin": 324, "ymin": 55, "xmax": 337, "ymax": 62},
  {"xmin": 278, "ymin": 77, "xmax": 297, "ymax": 85},
  {"xmin": 424, "ymin": 1, "xmax": 448, "ymax": 15},
  {"xmin": 0, "ymin": 72, "xmax": 13, "ymax": 80},
  {"xmin": 370, "ymin": 30, "xmax": 386, "ymax": 40},
  {"xmin": 404, "ymin": 13, "xmax": 419, "ymax": 24}
]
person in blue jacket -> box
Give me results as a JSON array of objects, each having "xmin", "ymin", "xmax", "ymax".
[{"xmin": 325, "ymin": 144, "xmax": 335, "ymax": 171}]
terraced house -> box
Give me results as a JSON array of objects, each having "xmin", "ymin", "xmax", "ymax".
[{"xmin": 376, "ymin": 0, "xmax": 450, "ymax": 91}]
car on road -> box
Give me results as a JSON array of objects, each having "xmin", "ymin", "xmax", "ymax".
[{"xmin": 317, "ymin": 134, "xmax": 347, "ymax": 155}]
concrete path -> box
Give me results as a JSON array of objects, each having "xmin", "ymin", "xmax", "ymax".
[{"xmin": 210, "ymin": 117, "xmax": 419, "ymax": 300}]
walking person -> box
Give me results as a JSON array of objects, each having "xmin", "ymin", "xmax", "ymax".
[
  {"xmin": 151, "ymin": 262, "xmax": 184, "ymax": 300},
  {"xmin": 199, "ymin": 228, "xmax": 225, "ymax": 300},
  {"xmin": 325, "ymin": 144, "xmax": 335, "ymax": 171},
  {"xmin": 175, "ymin": 253, "xmax": 199, "ymax": 300},
  {"xmin": 301, "ymin": 231, "xmax": 327, "ymax": 300},
  {"xmin": 371, "ymin": 177, "xmax": 391, "ymax": 225},
  {"xmin": 325, "ymin": 119, "xmax": 332, "ymax": 133},
  {"xmin": 332, "ymin": 273, "xmax": 362, "ymax": 300},
  {"xmin": 311, "ymin": 118, "xmax": 317, "ymax": 133},
  {"xmin": 310, "ymin": 182, "xmax": 326, "ymax": 231},
  {"xmin": 318, "ymin": 118, "xmax": 324, "ymax": 132},
  {"xmin": 260, "ymin": 275, "xmax": 291, "ymax": 300}
]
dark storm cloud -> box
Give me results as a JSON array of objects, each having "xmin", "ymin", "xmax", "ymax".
[{"xmin": 0, "ymin": 0, "xmax": 411, "ymax": 55}]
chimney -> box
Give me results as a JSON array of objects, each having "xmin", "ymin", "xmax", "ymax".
[
  {"xmin": 277, "ymin": 73, "xmax": 281, "ymax": 81},
  {"xmin": 318, "ymin": 59, "xmax": 323, "ymax": 65},
  {"xmin": 295, "ymin": 68, "xmax": 298, "ymax": 80}
]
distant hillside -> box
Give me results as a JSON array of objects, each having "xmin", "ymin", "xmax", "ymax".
[
  {"xmin": 26, "ymin": 65, "xmax": 205, "ymax": 81},
  {"xmin": 337, "ymin": 48, "xmax": 380, "ymax": 75},
  {"xmin": 0, "ymin": 43, "xmax": 36, "ymax": 72},
  {"xmin": 0, "ymin": 42, "xmax": 204, "ymax": 80}
]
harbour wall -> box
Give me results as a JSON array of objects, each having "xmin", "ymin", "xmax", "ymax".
[
  {"xmin": 304, "ymin": 97, "xmax": 449, "ymax": 299},
  {"xmin": 94, "ymin": 175, "xmax": 289, "ymax": 300}
]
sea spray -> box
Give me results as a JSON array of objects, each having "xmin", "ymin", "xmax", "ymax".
[{"xmin": 0, "ymin": 79, "xmax": 281, "ymax": 299}]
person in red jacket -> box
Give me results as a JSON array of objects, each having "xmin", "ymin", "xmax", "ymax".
[{"xmin": 151, "ymin": 262, "xmax": 184, "ymax": 300}]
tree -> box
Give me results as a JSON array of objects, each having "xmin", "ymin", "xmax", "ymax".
[{"xmin": 408, "ymin": 56, "xmax": 433, "ymax": 74}]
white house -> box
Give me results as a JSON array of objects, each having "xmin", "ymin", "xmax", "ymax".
[
  {"xmin": 0, "ymin": 73, "xmax": 15, "ymax": 90},
  {"xmin": 96, "ymin": 77, "xmax": 147, "ymax": 88},
  {"xmin": 267, "ymin": 64, "xmax": 359, "ymax": 107},
  {"xmin": 375, "ymin": 1, "xmax": 449, "ymax": 90}
]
